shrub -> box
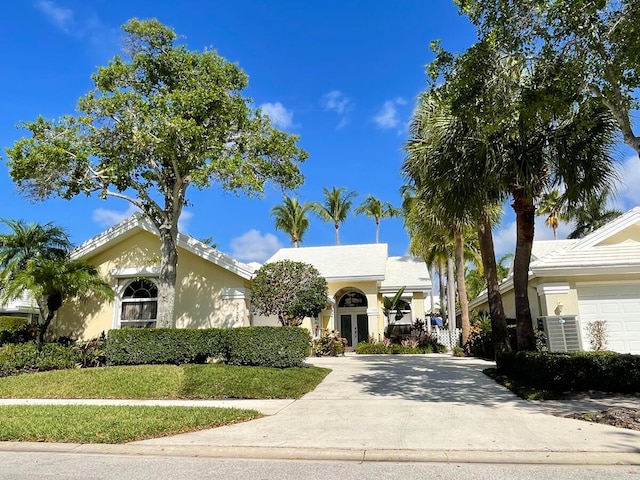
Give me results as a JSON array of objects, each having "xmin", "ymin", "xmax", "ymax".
[
  {"xmin": 105, "ymin": 328, "xmax": 223, "ymax": 366},
  {"xmin": 74, "ymin": 333, "xmax": 108, "ymax": 368},
  {"xmin": 223, "ymin": 327, "xmax": 310, "ymax": 368},
  {"xmin": 0, "ymin": 342, "xmax": 81, "ymax": 377},
  {"xmin": 0, "ymin": 316, "xmax": 38, "ymax": 345},
  {"xmin": 452, "ymin": 345, "xmax": 465, "ymax": 357},
  {"xmin": 464, "ymin": 313, "xmax": 493, "ymax": 359},
  {"xmin": 312, "ymin": 331, "xmax": 344, "ymax": 356},
  {"xmin": 496, "ymin": 350, "xmax": 640, "ymax": 393},
  {"xmin": 355, "ymin": 339, "xmax": 446, "ymax": 355}
]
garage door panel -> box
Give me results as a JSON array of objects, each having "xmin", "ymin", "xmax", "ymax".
[{"xmin": 577, "ymin": 283, "xmax": 640, "ymax": 355}]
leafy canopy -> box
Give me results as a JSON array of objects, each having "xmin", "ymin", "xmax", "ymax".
[{"xmin": 251, "ymin": 260, "xmax": 328, "ymax": 327}]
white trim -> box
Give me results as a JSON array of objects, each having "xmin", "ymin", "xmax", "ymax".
[
  {"xmin": 325, "ymin": 274, "xmax": 385, "ymax": 283},
  {"xmin": 575, "ymin": 280, "xmax": 640, "ymax": 286},
  {"xmin": 111, "ymin": 267, "xmax": 160, "ymax": 278},
  {"xmin": 221, "ymin": 287, "xmax": 249, "ymax": 300},
  {"xmin": 536, "ymin": 283, "xmax": 570, "ymax": 296}
]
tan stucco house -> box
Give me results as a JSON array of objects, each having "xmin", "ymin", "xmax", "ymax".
[
  {"xmin": 5, "ymin": 214, "xmax": 431, "ymax": 344},
  {"xmin": 470, "ymin": 207, "xmax": 640, "ymax": 355},
  {"xmin": 53, "ymin": 214, "xmax": 256, "ymax": 339},
  {"xmin": 263, "ymin": 244, "xmax": 432, "ymax": 347}
]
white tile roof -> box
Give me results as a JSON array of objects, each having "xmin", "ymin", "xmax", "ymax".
[
  {"xmin": 381, "ymin": 256, "xmax": 431, "ymax": 292},
  {"xmin": 531, "ymin": 239, "xmax": 577, "ymax": 261},
  {"xmin": 266, "ymin": 244, "xmax": 388, "ymax": 282}
]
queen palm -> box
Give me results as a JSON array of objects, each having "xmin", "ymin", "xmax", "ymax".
[
  {"xmin": 271, "ymin": 195, "xmax": 310, "ymax": 247},
  {"xmin": 310, "ymin": 187, "xmax": 358, "ymax": 245},
  {"xmin": 537, "ymin": 190, "xmax": 566, "ymax": 240},
  {"xmin": 354, "ymin": 195, "xmax": 401, "ymax": 243}
]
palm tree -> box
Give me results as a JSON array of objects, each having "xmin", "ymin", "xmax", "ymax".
[
  {"xmin": 1, "ymin": 256, "xmax": 113, "ymax": 343},
  {"xmin": 354, "ymin": 195, "xmax": 401, "ymax": 243},
  {"xmin": 0, "ymin": 219, "xmax": 70, "ymax": 277},
  {"xmin": 310, "ymin": 187, "xmax": 358, "ymax": 245},
  {"xmin": 536, "ymin": 190, "xmax": 566, "ymax": 240},
  {"xmin": 565, "ymin": 187, "xmax": 623, "ymax": 239},
  {"xmin": 271, "ymin": 195, "xmax": 311, "ymax": 247}
]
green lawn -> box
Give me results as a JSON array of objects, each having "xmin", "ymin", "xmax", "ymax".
[
  {"xmin": 0, "ymin": 405, "xmax": 261, "ymax": 443},
  {"xmin": 0, "ymin": 364, "xmax": 331, "ymax": 399}
]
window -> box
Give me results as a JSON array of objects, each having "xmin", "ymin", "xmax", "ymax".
[
  {"xmin": 120, "ymin": 279, "xmax": 158, "ymax": 328},
  {"xmin": 338, "ymin": 291, "xmax": 368, "ymax": 308}
]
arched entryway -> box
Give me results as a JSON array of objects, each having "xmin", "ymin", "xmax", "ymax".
[{"xmin": 336, "ymin": 289, "xmax": 369, "ymax": 347}]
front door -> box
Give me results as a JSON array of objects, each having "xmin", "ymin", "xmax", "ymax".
[{"xmin": 339, "ymin": 313, "xmax": 369, "ymax": 347}]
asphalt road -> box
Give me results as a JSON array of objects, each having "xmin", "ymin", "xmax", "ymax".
[{"xmin": 1, "ymin": 452, "xmax": 638, "ymax": 480}]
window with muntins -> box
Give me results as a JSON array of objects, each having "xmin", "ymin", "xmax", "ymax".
[{"xmin": 120, "ymin": 279, "xmax": 158, "ymax": 328}]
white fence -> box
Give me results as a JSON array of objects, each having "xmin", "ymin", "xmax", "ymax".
[{"xmin": 430, "ymin": 327, "xmax": 461, "ymax": 350}]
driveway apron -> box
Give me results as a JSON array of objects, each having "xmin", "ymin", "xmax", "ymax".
[{"xmin": 134, "ymin": 354, "xmax": 640, "ymax": 455}]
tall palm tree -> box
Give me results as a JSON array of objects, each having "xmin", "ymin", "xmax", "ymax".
[
  {"xmin": 566, "ymin": 187, "xmax": 623, "ymax": 239},
  {"xmin": 271, "ymin": 195, "xmax": 310, "ymax": 247},
  {"xmin": 310, "ymin": 187, "xmax": 358, "ymax": 245},
  {"xmin": 354, "ymin": 195, "xmax": 401, "ymax": 243},
  {"xmin": 0, "ymin": 219, "xmax": 70, "ymax": 277},
  {"xmin": 1, "ymin": 256, "xmax": 113, "ymax": 343},
  {"xmin": 536, "ymin": 190, "xmax": 566, "ymax": 240}
]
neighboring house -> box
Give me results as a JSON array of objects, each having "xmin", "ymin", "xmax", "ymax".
[
  {"xmin": 262, "ymin": 244, "xmax": 432, "ymax": 347},
  {"xmin": 52, "ymin": 214, "xmax": 256, "ymax": 340},
  {"xmin": 469, "ymin": 207, "xmax": 640, "ymax": 355}
]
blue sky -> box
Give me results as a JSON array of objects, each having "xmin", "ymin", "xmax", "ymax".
[{"xmin": 1, "ymin": 1, "xmax": 639, "ymax": 263}]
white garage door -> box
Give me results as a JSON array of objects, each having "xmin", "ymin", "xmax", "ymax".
[{"xmin": 578, "ymin": 284, "xmax": 640, "ymax": 354}]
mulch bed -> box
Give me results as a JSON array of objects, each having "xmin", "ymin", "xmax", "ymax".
[{"xmin": 566, "ymin": 407, "xmax": 640, "ymax": 432}]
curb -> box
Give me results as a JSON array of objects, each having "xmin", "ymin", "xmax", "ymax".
[{"xmin": 1, "ymin": 442, "xmax": 639, "ymax": 465}]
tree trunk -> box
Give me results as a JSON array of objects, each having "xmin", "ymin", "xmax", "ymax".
[
  {"xmin": 511, "ymin": 190, "xmax": 536, "ymax": 351},
  {"xmin": 429, "ymin": 265, "xmax": 436, "ymax": 315},
  {"xmin": 447, "ymin": 255, "xmax": 455, "ymax": 332},
  {"xmin": 438, "ymin": 262, "xmax": 447, "ymax": 323},
  {"xmin": 454, "ymin": 231, "xmax": 470, "ymax": 346},
  {"xmin": 476, "ymin": 206, "xmax": 511, "ymax": 357},
  {"xmin": 156, "ymin": 224, "xmax": 178, "ymax": 328},
  {"xmin": 334, "ymin": 223, "xmax": 340, "ymax": 245},
  {"xmin": 39, "ymin": 291, "xmax": 62, "ymax": 343},
  {"xmin": 375, "ymin": 220, "xmax": 380, "ymax": 243}
]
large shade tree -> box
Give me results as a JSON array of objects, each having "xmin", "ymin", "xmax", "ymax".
[
  {"xmin": 271, "ymin": 195, "xmax": 311, "ymax": 248},
  {"xmin": 354, "ymin": 195, "xmax": 401, "ymax": 243},
  {"xmin": 4, "ymin": 19, "xmax": 307, "ymax": 328},
  {"xmin": 310, "ymin": 187, "xmax": 358, "ymax": 245},
  {"xmin": 457, "ymin": 0, "xmax": 640, "ymax": 160}
]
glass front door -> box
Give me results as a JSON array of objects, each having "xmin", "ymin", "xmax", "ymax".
[{"xmin": 339, "ymin": 313, "xmax": 369, "ymax": 347}]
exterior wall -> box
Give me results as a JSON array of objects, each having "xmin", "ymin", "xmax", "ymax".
[
  {"xmin": 54, "ymin": 230, "xmax": 250, "ymax": 340},
  {"xmin": 470, "ymin": 282, "xmax": 541, "ymax": 320}
]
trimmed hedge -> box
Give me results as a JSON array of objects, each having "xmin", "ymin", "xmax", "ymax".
[
  {"xmin": 0, "ymin": 316, "xmax": 37, "ymax": 345},
  {"xmin": 105, "ymin": 328, "xmax": 223, "ymax": 366},
  {"xmin": 355, "ymin": 341, "xmax": 448, "ymax": 354},
  {"xmin": 223, "ymin": 327, "xmax": 310, "ymax": 368},
  {"xmin": 0, "ymin": 343, "xmax": 81, "ymax": 377},
  {"xmin": 496, "ymin": 350, "xmax": 640, "ymax": 393},
  {"xmin": 105, "ymin": 327, "xmax": 311, "ymax": 368}
]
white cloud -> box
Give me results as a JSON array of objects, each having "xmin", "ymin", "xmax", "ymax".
[
  {"xmin": 35, "ymin": 0, "xmax": 74, "ymax": 33},
  {"xmin": 373, "ymin": 97, "xmax": 407, "ymax": 131},
  {"xmin": 320, "ymin": 90, "xmax": 352, "ymax": 114},
  {"xmin": 92, "ymin": 204, "xmax": 139, "ymax": 227},
  {"xmin": 614, "ymin": 155, "xmax": 640, "ymax": 208},
  {"xmin": 92, "ymin": 204, "xmax": 193, "ymax": 234},
  {"xmin": 260, "ymin": 102, "xmax": 294, "ymax": 129},
  {"xmin": 230, "ymin": 229, "xmax": 283, "ymax": 262}
]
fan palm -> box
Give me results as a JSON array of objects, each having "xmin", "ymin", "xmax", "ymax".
[
  {"xmin": 271, "ymin": 195, "xmax": 310, "ymax": 247},
  {"xmin": 354, "ymin": 195, "xmax": 401, "ymax": 243},
  {"xmin": 310, "ymin": 187, "xmax": 358, "ymax": 245},
  {"xmin": 536, "ymin": 190, "xmax": 566, "ymax": 240}
]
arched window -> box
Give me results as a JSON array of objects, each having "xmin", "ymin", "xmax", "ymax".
[
  {"xmin": 120, "ymin": 279, "xmax": 158, "ymax": 328},
  {"xmin": 338, "ymin": 291, "xmax": 368, "ymax": 308}
]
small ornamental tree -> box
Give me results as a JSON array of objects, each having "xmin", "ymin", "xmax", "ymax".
[{"xmin": 251, "ymin": 260, "xmax": 328, "ymax": 326}]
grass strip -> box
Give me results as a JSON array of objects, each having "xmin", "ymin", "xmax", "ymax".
[
  {"xmin": 0, "ymin": 364, "xmax": 331, "ymax": 400},
  {"xmin": 483, "ymin": 368, "xmax": 557, "ymax": 400},
  {"xmin": 179, "ymin": 364, "xmax": 331, "ymax": 399},
  {"xmin": 0, "ymin": 405, "xmax": 261, "ymax": 443}
]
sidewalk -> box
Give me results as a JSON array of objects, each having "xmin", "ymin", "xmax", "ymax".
[{"xmin": 1, "ymin": 354, "xmax": 639, "ymax": 465}]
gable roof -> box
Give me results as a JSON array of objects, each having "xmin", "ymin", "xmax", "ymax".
[
  {"xmin": 531, "ymin": 207, "xmax": 640, "ymax": 276},
  {"xmin": 71, "ymin": 213, "xmax": 256, "ymax": 280},
  {"xmin": 266, "ymin": 244, "xmax": 388, "ymax": 282},
  {"xmin": 380, "ymin": 256, "xmax": 431, "ymax": 293}
]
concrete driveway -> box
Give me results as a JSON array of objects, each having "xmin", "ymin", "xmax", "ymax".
[{"xmin": 133, "ymin": 354, "xmax": 640, "ymax": 463}]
